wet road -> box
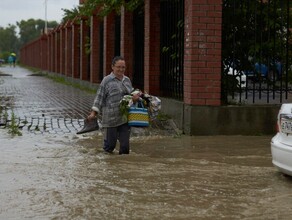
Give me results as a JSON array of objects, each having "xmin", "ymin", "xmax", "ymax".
[
  {"xmin": 1, "ymin": 66, "xmax": 292, "ymax": 219},
  {"xmin": 1, "ymin": 132, "xmax": 291, "ymax": 219},
  {"xmin": 0, "ymin": 66, "xmax": 94, "ymax": 134}
]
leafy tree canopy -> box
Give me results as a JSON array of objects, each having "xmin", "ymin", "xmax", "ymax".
[
  {"xmin": 0, "ymin": 25, "xmax": 19, "ymax": 57},
  {"xmin": 17, "ymin": 19, "xmax": 58, "ymax": 45},
  {"xmin": 61, "ymin": 0, "xmax": 144, "ymax": 24},
  {"xmin": 80, "ymin": 0, "xmax": 143, "ymax": 17},
  {"xmin": 62, "ymin": 6, "xmax": 80, "ymax": 24},
  {"xmin": 222, "ymin": 0, "xmax": 291, "ymax": 71},
  {"xmin": 0, "ymin": 19, "xmax": 58, "ymax": 61}
]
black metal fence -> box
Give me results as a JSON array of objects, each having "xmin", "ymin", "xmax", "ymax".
[
  {"xmin": 222, "ymin": 0, "xmax": 292, "ymax": 104},
  {"xmin": 99, "ymin": 23, "xmax": 104, "ymax": 81},
  {"xmin": 133, "ymin": 8, "xmax": 145, "ymax": 90},
  {"xmin": 160, "ymin": 0, "xmax": 184, "ymax": 100},
  {"xmin": 114, "ymin": 15, "xmax": 121, "ymax": 56}
]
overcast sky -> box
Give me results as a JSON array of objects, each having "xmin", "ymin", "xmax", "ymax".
[{"xmin": 0, "ymin": 0, "xmax": 80, "ymax": 28}]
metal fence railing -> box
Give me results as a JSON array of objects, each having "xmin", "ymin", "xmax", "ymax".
[
  {"xmin": 99, "ymin": 23, "xmax": 104, "ymax": 81},
  {"xmin": 133, "ymin": 8, "xmax": 145, "ymax": 90},
  {"xmin": 222, "ymin": 0, "xmax": 292, "ymax": 104},
  {"xmin": 160, "ymin": 0, "xmax": 184, "ymax": 100}
]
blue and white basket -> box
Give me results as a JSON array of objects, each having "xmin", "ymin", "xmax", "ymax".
[{"xmin": 128, "ymin": 102, "xmax": 149, "ymax": 127}]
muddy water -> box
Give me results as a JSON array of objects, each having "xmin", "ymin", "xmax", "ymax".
[{"xmin": 1, "ymin": 131, "xmax": 292, "ymax": 220}]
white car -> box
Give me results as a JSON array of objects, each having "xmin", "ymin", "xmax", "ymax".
[
  {"xmin": 271, "ymin": 104, "xmax": 292, "ymax": 176},
  {"xmin": 226, "ymin": 65, "xmax": 247, "ymax": 89}
]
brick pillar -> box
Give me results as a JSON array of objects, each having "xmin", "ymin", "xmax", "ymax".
[
  {"xmin": 184, "ymin": 0, "xmax": 222, "ymax": 106},
  {"xmin": 54, "ymin": 28, "xmax": 61, "ymax": 73},
  {"xmin": 28, "ymin": 43, "xmax": 31, "ymax": 66},
  {"xmin": 31, "ymin": 42, "xmax": 34, "ymax": 67},
  {"xmin": 36, "ymin": 41, "xmax": 39, "ymax": 68},
  {"xmin": 50, "ymin": 31, "xmax": 56, "ymax": 72},
  {"xmin": 90, "ymin": 15, "xmax": 101, "ymax": 83},
  {"xmin": 47, "ymin": 33, "xmax": 52, "ymax": 72},
  {"xmin": 52, "ymin": 31, "xmax": 56, "ymax": 72},
  {"xmin": 28, "ymin": 45, "xmax": 31, "ymax": 66},
  {"xmin": 72, "ymin": 21, "xmax": 80, "ymax": 79},
  {"xmin": 19, "ymin": 48, "xmax": 23, "ymax": 64},
  {"xmin": 35, "ymin": 41, "xmax": 40, "ymax": 68},
  {"xmin": 32, "ymin": 44, "xmax": 35, "ymax": 66},
  {"xmin": 65, "ymin": 22, "xmax": 72, "ymax": 77},
  {"xmin": 58, "ymin": 28, "xmax": 61, "ymax": 73},
  {"xmin": 31, "ymin": 42, "xmax": 35, "ymax": 67},
  {"xmin": 40, "ymin": 35, "xmax": 48, "ymax": 70},
  {"xmin": 30, "ymin": 43, "xmax": 34, "ymax": 66},
  {"xmin": 38, "ymin": 41, "xmax": 41, "ymax": 68},
  {"xmin": 53, "ymin": 31, "xmax": 57, "ymax": 72},
  {"xmin": 144, "ymin": 0, "xmax": 160, "ymax": 95},
  {"xmin": 60, "ymin": 25, "xmax": 65, "ymax": 75},
  {"xmin": 103, "ymin": 13, "xmax": 115, "ymax": 75},
  {"xmin": 31, "ymin": 43, "xmax": 34, "ymax": 67},
  {"xmin": 80, "ymin": 19, "xmax": 89, "ymax": 81},
  {"xmin": 121, "ymin": 7, "xmax": 134, "ymax": 78}
]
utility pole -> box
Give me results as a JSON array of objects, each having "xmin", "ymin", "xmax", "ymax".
[{"xmin": 44, "ymin": 0, "xmax": 48, "ymax": 34}]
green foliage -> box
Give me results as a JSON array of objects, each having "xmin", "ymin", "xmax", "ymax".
[
  {"xmin": 0, "ymin": 19, "xmax": 58, "ymax": 61},
  {"xmin": 79, "ymin": 0, "xmax": 144, "ymax": 18},
  {"xmin": 0, "ymin": 51, "xmax": 12, "ymax": 62},
  {"xmin": 119, "ymin": 95, "xmax": 132, "ymax": 120},
  {"xmin": 222, "ymin": 0, "xmax": 291, "ymax": 71},
  {"xmin": 46, "ymin": 74, "xmax": 96, "ymax": 94},
  {"xmin": 222, "ymin": 0, "xmax": 292, "ymax": 103},
  {"xmin": 0, "ymin": 107, "xmax": 21, "ymax": 136},
  {"xmin": 7, "ymin": 111, "xmax": 22, "ymax": 137},
  {"xmin": 156, "ymin": 112, "xmax": 171, "ymax": 121},
  {"xmin": 85, "ymin": 36, "xmax": 91, "ymax": 55},
  {"xmin": 60, "ymin": 0, "xmax": 144, "ymax": 25},
  {"xmin": 62, "ymin": 6, "xmax": 81, "ymax": 23},
  {"xmin": 0, "ymin": 25, "xmax": 19, "ymax": 61},
  {"xmin": 17, "ymin": 19, "xmax": 58, "ymax": 46},
  {"xmin": 1, "ymin": 1, "xmax": 144, "ymax": 59}
]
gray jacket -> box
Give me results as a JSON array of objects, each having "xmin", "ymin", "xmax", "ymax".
[{"xmin": 92, "ymin": 72, "xmax": 133, "ymax": 127}]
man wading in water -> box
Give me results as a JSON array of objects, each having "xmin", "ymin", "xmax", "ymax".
[{"xmin": 88, "ymin": 56, "xmax": 140, "ymax": 154}]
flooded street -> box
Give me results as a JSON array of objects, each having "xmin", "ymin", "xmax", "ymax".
[
  {"xmin": 1, "ymin": 131, "xmax": 292, "ymax": 219},
  {"xmin": 1, "ymin": 66, "xmax": 292, "ymax": 219}
]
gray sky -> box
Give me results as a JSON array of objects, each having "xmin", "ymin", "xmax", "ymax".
[{"xmin": 0, "ymin": 0, "xmax": 80, "ymax": 28}]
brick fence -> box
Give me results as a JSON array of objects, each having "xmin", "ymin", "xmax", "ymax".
[
  {"xmin": 22, "ymin": 0, "xmax": 276, "ymax": 135},
  {"xmin": 20, "ymin": 0, "xmax": 222, "ymax": 104}
]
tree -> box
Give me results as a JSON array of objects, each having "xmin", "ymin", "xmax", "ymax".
[
  {"xmin": 0, "ymin": 18, "xmax": 58, "ymax": 61},
  {"xmin": 79, "ymin": 0, "xmax": 144, "ymax": 18},
  {"xmin": 62, "ymin": 6, "xmax": 80, "ymax": 24},
  {"xmin": 0, "ymin": 25, "xmax": 19, "ymax": 60},
  {"xmin": 60, "ymin": 0, "xmax": 144, "ymax": 24},
  {"xmin": 17, "ymin": 19, "xmax": 58, "ymax": 46},
  {"xmin": 222, "ymin": 0, "xmax": 291, "ymax": 72},
  {"xmin": 221, "ymin": 0, "xmax": 292, "ymax": 104}
]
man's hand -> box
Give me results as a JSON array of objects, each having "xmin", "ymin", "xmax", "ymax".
[
  {"xmin": 132, "ymin": 93, "xmax": 140, "ymax": 102},
  {"xmin": 88, "ymin": 111, "xmax": 97, "ymax": 120}
]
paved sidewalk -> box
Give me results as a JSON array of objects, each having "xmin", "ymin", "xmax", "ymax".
[
  {"xmin": 0, "ymin": 66, "xmax": 176, "ymax": 135},
  {"xmin": 0, "ymin": 66, "xmax": 97, "ymax": 134}
]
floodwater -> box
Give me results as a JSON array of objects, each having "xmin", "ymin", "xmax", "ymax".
[
  {"xmin": 1, "ymin": 66, "xmax": 292, "ymax": 219},
  {"xmin": 1, "ymin": 131, "xmax": 292, "ymax": 220}
]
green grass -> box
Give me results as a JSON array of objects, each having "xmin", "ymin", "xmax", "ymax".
[
  {"xmin": 156, "ymin": 111, "xmax": 171, "ymax": 121},
  {"xmin": 7, "ymin": 111, "xmax": 22, "ymax": 136},
  {"xmin": 46, "ymin": 74, "xmax": 96, "ymax": 94},
  {"xmin": 19, "ymin": 64, "xmax": 97, "ymax": 94}
]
